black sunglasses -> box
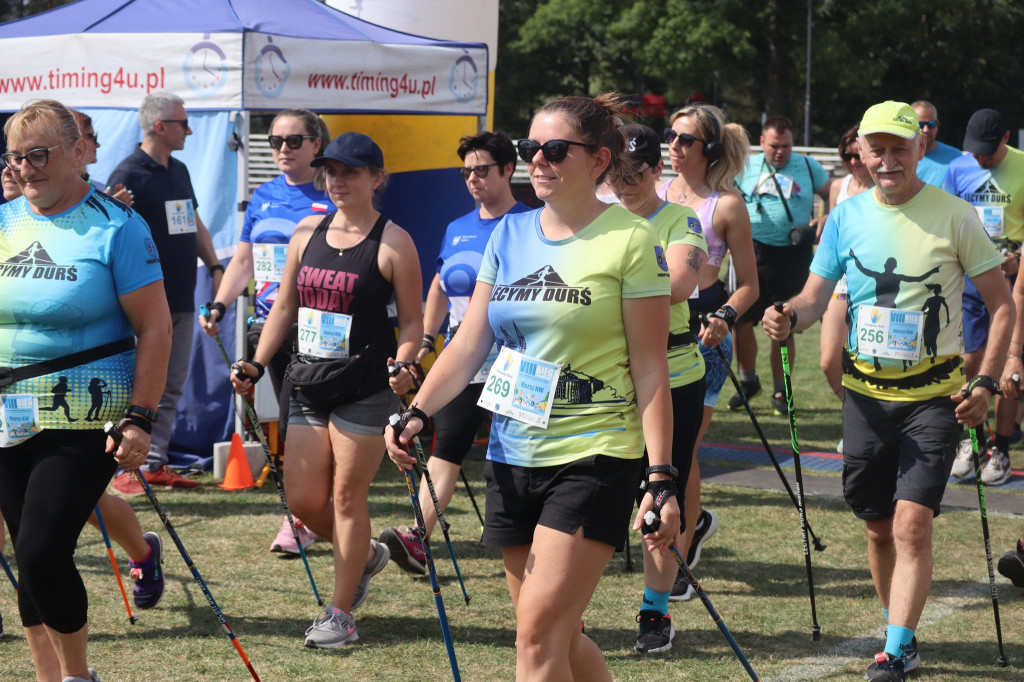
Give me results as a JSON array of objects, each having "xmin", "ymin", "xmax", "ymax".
[
  {"xmin": 517, "ymin": 139, "xmax": 592, "ymax": 164},
  {"xmin": 459, "ymin": 163, "xmax": 499, "ymax": 179},
  {"xmin": 918, "ymin": 119, "xmax": 938, "ymax": 130},
  {"xmin": 616, "ymin": 165, "xmax": 650, "ymax": 186},
  {"xmin": 841, "ymin": 151, "xmax": 861, "ymax": 162},
  {"xmin": 160, "ymin": 118, "xmax": 189, "ymax": 130},
  {"xmin": 268, "ymin": 134, "xmax": 317, "ymax": 151},
  {"xmin": 664, "ymin": 129, "xmax": 704, "ymax": 149},
  {"xmin": 84, "ymin": 132, "xmax": 98, "ymax": 144}
]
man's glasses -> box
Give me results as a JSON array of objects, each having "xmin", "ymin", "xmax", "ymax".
[
  {"xmin": 1, "ymin": 145, "xmax": 61, "ymax": 171},
  {"xmin": 517, "ymin": 139, "xmax": 592, "ymax": 164},
  {"xmin": 664, "ymin": 129, "xmax": 705, "ymax": 149},
  {"xmin": 919, "ymin": 119, "xmax": 938, "ymax": 130},
  {"xmin": 459, "ymin": 163, "xmax": 499, "ymax": 179},
  {"xmin": 268, "ymin": 134, "xmax": 317, "ymax": 151},
  {"xmin": 160, "ymin": 118, "xmax": 189, "ymax": 130}
]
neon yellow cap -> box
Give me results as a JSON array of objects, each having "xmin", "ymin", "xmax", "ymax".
[{"xmin": 859, "ymin": 101, "xmax": 920, "ymax": 139}]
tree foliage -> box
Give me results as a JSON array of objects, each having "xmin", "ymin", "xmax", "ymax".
[{"xmin": 497, "ymin": 0, "xmax": 1024, "ymax": 147}]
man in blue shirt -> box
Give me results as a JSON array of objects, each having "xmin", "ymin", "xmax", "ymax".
[
  {"xmin": 733, "ymin": 116, "xmax": 830, "ymax": 415},
  {"xmin": 912, "ymin": 100, "xmax": 962, "ymax": 187},
  {"xmin": 108, "ymin": 93, "xmax": 223, "ymax": 495}
]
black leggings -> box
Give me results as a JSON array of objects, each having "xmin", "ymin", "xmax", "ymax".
[
  {"xmin": 0, "ymin": 429, "xmax": 114, "ymax": 632},
  {"xmin": 430, "ymin": 382, "xmax": 488, "ymax": 465}
]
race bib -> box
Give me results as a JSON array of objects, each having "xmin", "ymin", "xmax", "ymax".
[
  {"xmin": 0, "ymin": 394, "xmax": 41, "ymax": 447},
  {"xmin": 165, "ymin": 199, "xmax": 197, "ymax": 235},
  {"xmin": 297, "ymin": 307, "xmax": 352, "ymax": 359},
  {"xmin": 976, "ymin": 206, "xmax": 1004, "ymax": 240},
  {"xmin": 758, "ymin": 170, "xmax": 794, "ymax": 198},
  {"xmin": 476, "ymin": 346, "xmax": 561, "ymax": 428},
  {"xmin": 253, "ymin": 243, "xmax": 288, "ymax": 283},
  {"xmin": 471, "ymin": 343, "xmax": 500, "ymax": 384},
  {"xmin": 856, "ymin": 306, "xmax": 923, "ymax": 362}
]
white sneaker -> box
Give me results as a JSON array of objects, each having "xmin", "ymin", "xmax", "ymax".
[
  {"xmin": 352, "ymin": 539, "xmax": 390, "ymax": 610},
  {"xmin": 981, "ymin": 447, "xmax": 1012, "ymax": 486},
  {"xmin": 304, "ymin": 607, "xmax": 359, "ymax": 648},
  {"xmin": 950, "ymin": 438, "xmax": 975, "ymax": 479}
]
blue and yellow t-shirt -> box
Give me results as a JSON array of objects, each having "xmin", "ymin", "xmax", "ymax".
[
  {"xmin": 477, "ymin": 205, "xmax": 670, "ymax": 467},
  {"xmin": 0, "ymin": 190, "xmax": 163, "ymax": 429},
  {"xmin": 944, "ymin": 146, "xmax": 1024, "ymax": 246},
  {"xmin": 812, "ymin": 184, "xmax": 1002, "ymax": 402},
  {"xmin": 646, "ymin": 202, "xmax": 707, "ymax": 388}
]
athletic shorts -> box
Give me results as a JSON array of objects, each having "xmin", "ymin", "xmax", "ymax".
[
  {"xmin": 740, "ymin": 240, "xmax": 814, "ymax": 324},
  {"xmin": 699, "ymin": 333, "xmax": 733, "ymax": 408},
  {"xmin": 430, "ymin": 382, "xmax": 489, "ymax": 465},
  {"xmin": 841, "ymin": 390, "xmax": 960, "ymax": 520},
  {"xmin": 481, "ymin": 454, "xmax": 643, "ymax": 551},
  {"xmin": 287, "ymin": 388, "xmax": 400, "ymax": 436}
]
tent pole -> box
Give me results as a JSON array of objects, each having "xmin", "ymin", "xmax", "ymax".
[{"xmin": 233, "ymin": 110, "xmax": 251, "ymax": 439}]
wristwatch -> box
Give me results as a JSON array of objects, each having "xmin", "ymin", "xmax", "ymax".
[{"xmin": 125, "ymin": 405, "xmax": 158, "ymax": 423}]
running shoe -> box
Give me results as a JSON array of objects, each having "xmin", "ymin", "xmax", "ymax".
[
  {"xmin": 981, "ymin": 447, "xmax": 1012, "ymax": 486},
  {"xmin": 110, "ymin": 471, "xmax": 145, "ymax": 496},
  {"xmin": 352, "ymin": 539, "xmax": 390, "ymax": 610},
  {"xmin": 866, "ymin": 637, "xmax": 919, "ymax": 677},
  {"xmin": 634, "ymin": 610, "xmax": 674, "ymax": 653},
  {"xmin": 727, "ymin": 376, "xmax": 761, "ymax": 410},
  {"xmin": 270, "ymin": 516, "xmax": 318, "ymax": 555},
  {"xmin": 142, "ymin": 466, "xmax": 201, "ymax": 490},
  {"xmin": 997, "ymin": 539, "xmax": 1024, "ymax": 588},
  {"xmin": 669, "ymin": 572, "xmax": 695, "ymax": 602},
  {"xmin": 950, "ymin": 438, "xmax": 975, "ymax": 479},
  {"xmin": 770, "ymin": 391, "xmax": 788, "ymax": 416},
  {"xmin": 304, "ymin": 606, "xmax": 358, "ymax": 648},
  {"xmin": 379, "ymin": 525, "xmax": 427, "ymax": 575},
  {"xmin": 687, "ymin": 509, "xmax": 720, "ymax": 569},
  {"xmin": 129, "ymin": 532, "xmax": 164, "ymax": 609},
  {"xmin": 61, "ymin": 671, "xmax": 102, "ymax": 682}
]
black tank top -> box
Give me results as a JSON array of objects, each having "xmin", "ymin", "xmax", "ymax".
[{"xmin": 295, "ymin": 212, "xmax": 397, "ymax": 390}]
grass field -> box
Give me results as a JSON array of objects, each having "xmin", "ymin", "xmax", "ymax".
[{"xmin": 1, "ymin": 324, "xmax": 1023, "ymax": 681}]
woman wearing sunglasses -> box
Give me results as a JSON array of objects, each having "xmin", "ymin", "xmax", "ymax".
[
  {"xmin": 200, "ymin": 110, "xmax": 330, "ymax": 554},
  {"xmin": 820, "ymin": 126, "xmax": 872, "ymax": 426},
  {"xmin": 67, "ymin": 109, "xmax": 134, "ymax": 207},
  {"xmin": 386, "ymin": 94, "xmax": 677, "ymax": 680},
  {"xmin": 610, "ymin": 123, "xmax": 708, "ymax": 653},
  {"xmin": 658, "ymin": 105, "xmax": 758, "ymax": 598}
]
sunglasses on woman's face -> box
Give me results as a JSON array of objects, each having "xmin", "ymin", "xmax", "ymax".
[
  {"xmin": 517, "ymin": 138, "xmax": 592, "ymax": 164},
  {"xmin": 842, "ymin": 151, "xmax": 861, "ymax": 162},
  {"xmin": 268, "ymin": 134, "xmax": 316, "ymax": 151},
  {"xmin": 663, "ymin": 129, "xmax": 703, "ymax": 149},
  {"xmin": 459, "ymin": 163, "xmax": 499, "ymax": 179}
]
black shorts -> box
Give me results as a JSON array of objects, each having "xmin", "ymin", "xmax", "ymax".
[
  {"xmin": 430, "ymin": 382, "xmax": 489, "ymax": 465},
  {"xmin": 739, "ymin": 240, "xmax": 814, "ymax": 324},
  {"xmin": 482, "ymin": 455, "xmax": 643, "ymax": 551},
  {"xmin": 635, "ymin": 379, "xmax": 707, "ymax": 513},
  {"xmin": 841, "ymin": 390, "xmax": 960, "ymax": 520}
]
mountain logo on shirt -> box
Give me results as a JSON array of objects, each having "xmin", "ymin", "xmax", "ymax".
[
  {"xmin": 0, "ymin": 241, "xmax": 78, "ymax": 281},
  {"xmin": 490, "ymin": 265, "xmax": 591, "ymax": 305},
  {"xmin": 964, "ymin": 177, "xmax": 1011, "ymax": 204}
]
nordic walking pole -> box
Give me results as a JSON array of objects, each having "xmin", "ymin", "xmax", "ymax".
[
  {"xmin": 774, "ymin": 302, "xmax": 821, "ymax": 641},
  {"xmin": 199, "ymin": 305, "xmax": 324, "ymax": 607},
  {"xmin": 0, "ymin": 550, "xmax": 17, "ymax": 592},
  {"xmin": 458, "ymin": 469, "xmax": 485, "ymax": 533},
  {"xmin": 701, "ymin": 315, "xmax": 825, "ymax": 551},
  {"xmin": 390, "ymin": 411, "xmax": 462, "ymax": 681},
  {"xmin": 643, "ymin": 512, "xmax": 759, "ymax": 681},
  {"xmin": 93, "ymin": 504, "xmax": 137, "ymax": 624},
  {"xmin": 390, "ymin": 362, "xmax": 471, "ymax": 605},
  {"xmin": 967, "ymin": 420, "xmax": 1010, "ymax": 667},
  {"xmin": 105, "ymin": 422, "xmax": 262, "ymax": 682}
]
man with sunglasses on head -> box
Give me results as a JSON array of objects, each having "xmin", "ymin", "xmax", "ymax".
[
  {"xmin": 943, "ymin": 107, "xmax": 1024, "ymax": 486},
  {"xmin": 912, "ymin": 100, "xmax": 962, "ymax": 187},
  {"xmin": 732, "ymin": 115, "xmax": 831, "ymax": 416},
  {"xmin": 107, "ymin": 92, "xmax": 222, "ymax": 496},
  {"xmin": 379, "ymin": 131, "xmax": 529, "ymax": 573}
]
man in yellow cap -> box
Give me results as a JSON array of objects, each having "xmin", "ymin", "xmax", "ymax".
[{"xmin": 763, "ymin": 101, "xmax": 1013, "ymax": 681}]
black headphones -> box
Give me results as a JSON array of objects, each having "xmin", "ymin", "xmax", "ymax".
[{"xmin": 701, "ymin": 107, "xmax": 725, "ymax": 162}]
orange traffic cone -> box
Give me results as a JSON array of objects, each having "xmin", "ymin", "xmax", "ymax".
[{"xmin": 219, "ymin": 433, "xmax": 256, "ymax": 490}]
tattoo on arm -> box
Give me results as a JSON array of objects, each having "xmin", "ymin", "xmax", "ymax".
[{"xmin": 685, "ymin": 249, "xmax": 702, "ymax": 274}]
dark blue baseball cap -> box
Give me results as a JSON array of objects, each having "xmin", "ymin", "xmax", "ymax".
[{"xmin": 311, "ymin": 132, "xmax": 384, "ymax": 168}]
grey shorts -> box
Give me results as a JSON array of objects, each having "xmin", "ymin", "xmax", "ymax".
[
  {"xmin": 841, "ymin": 390, "xmax": 960, "ymax": 520},
  {"xmin": 287, "ymin": 389, "xmax": 401, "ymax": 436}
]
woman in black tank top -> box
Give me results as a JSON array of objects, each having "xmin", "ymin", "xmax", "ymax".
[{"xmin": 232, "ymin": 133, "xmax": 423, "ymax": 647}]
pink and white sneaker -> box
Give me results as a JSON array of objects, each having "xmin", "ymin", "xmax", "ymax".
[{"xmin": 270, "ymin": 516, "xmax": 318, "ymax": 554}]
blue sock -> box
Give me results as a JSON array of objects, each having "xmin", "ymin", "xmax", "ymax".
[
  {"xmin": 882, "ymin": 608, "xmax": 889, "ymax": 623},
  {"xmin": 641, "ymin": 587, "xmax": 670, "ymax": 616},
  {"xmin": 884, "ymin": 625, "xmax": 914, "ymax": 659}
]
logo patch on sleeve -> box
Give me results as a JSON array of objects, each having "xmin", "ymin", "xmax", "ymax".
[
  {"xmin": 688, "ymin": 216, "xmax": 703, "ymax": 234},
  {"xmin": 654, "ymin": 245, "xmax": 669, "ymax": 272}
]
